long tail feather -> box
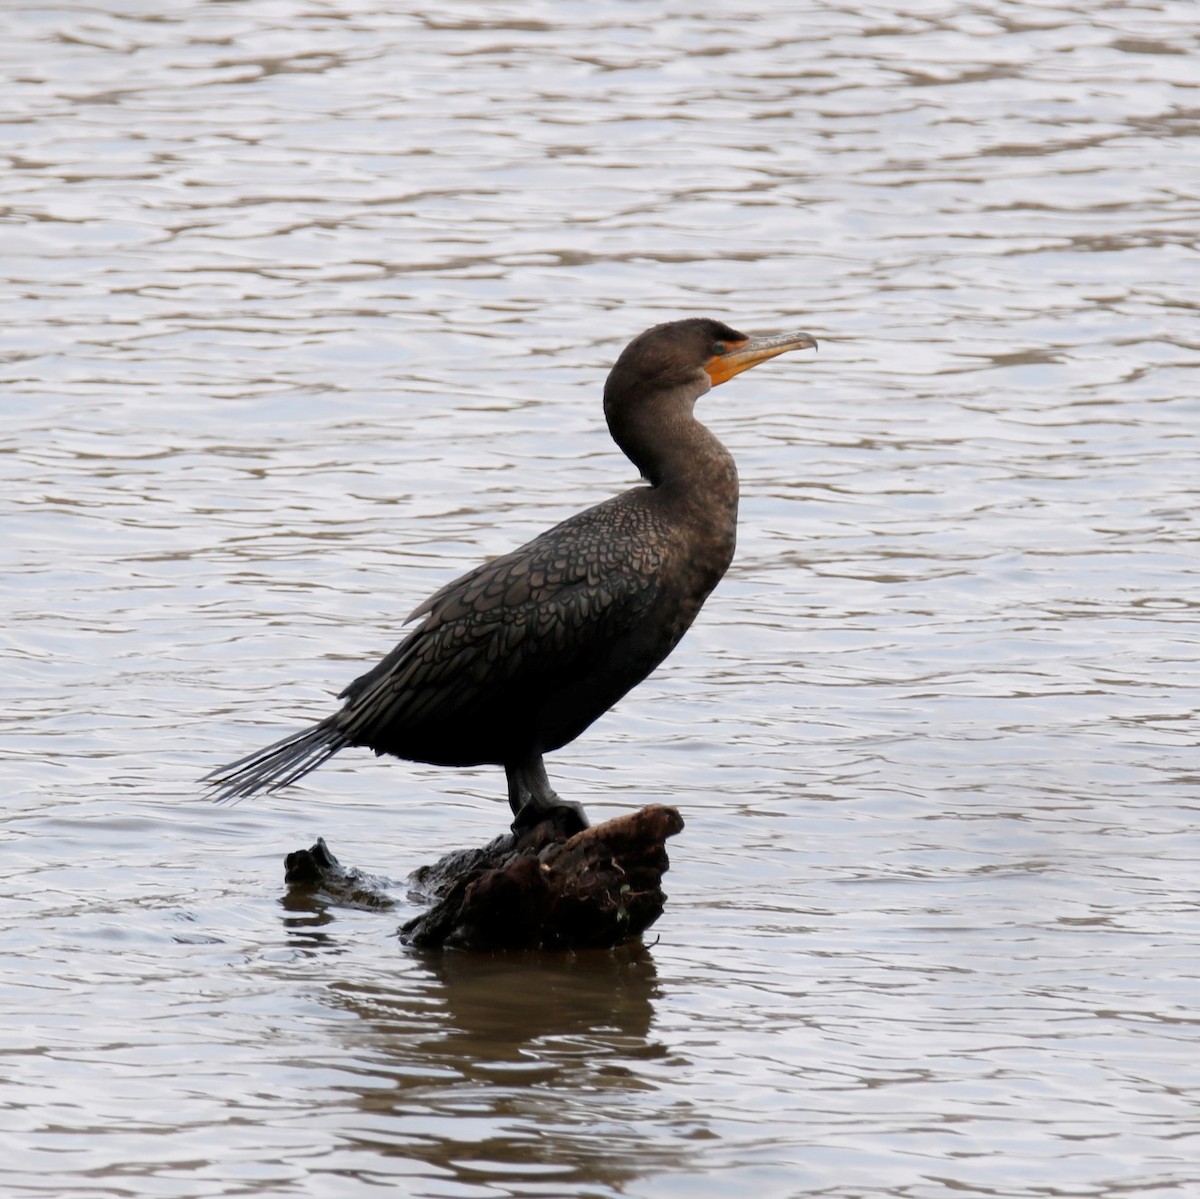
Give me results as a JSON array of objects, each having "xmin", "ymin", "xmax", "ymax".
[{"xmin": 201, "ymin": 717, "xmax": 350, "ymax": 802}]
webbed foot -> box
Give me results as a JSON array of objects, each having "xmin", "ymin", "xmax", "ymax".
[
  {"xmin": 505, "ymin": 755, "xmax": 589, "ymax": 837},
  {"xmin": 511, "ymin": 797, "xmax": 589, "ymax": 838}
]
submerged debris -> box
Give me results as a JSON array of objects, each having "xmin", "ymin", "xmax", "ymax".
[{"xmin": 284, "ymin": 806, "xmax": 684, "ymax": 951}]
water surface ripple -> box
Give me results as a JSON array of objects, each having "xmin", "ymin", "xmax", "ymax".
[{"xmin": 2, "ymin": 3, "xmax": 1197, "ymax": 1197}]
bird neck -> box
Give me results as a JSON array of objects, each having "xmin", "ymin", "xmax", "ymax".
[{"xmin": 614, "ymin": 406, "xmax": 740, "ymax": 533}]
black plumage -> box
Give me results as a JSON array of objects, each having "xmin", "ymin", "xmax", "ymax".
[{"xmin": 203, "ymin": 318, "xmax": 817, "ymax": 829}]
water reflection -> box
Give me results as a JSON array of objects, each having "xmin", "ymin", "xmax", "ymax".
[
  {"xmin": 320, "ymin": 948, "xmax": 668, "ymax": 1193},
  {"xmin": 411, "ymin": 944, "xmax": 659, "ymax": 1049}
]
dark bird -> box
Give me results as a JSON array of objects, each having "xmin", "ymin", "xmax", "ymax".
[{"xmin": 203, "ymin": 318, "xmax": 817, "ymax": 831}]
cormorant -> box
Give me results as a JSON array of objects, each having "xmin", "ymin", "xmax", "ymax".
[{"xmin": 203, "ymin": 318, "xmax": 818, "ymax": 831}]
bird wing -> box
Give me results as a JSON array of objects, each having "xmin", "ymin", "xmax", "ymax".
[{"xmin": 334, "ymin": 499, "xmax": 664, "ymax": 742}]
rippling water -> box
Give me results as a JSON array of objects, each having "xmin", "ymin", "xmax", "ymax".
[{"xmin": 3, "ymin": 3, "xmax": 1198, "ymax": 1197}]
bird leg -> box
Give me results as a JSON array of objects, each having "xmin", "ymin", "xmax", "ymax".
[{"xmin": 505, "ymin": 756, "xmax": 589, "ymax": 835}]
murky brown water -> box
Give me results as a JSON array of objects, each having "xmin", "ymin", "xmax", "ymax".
[{"xmin": 3, "ymin": 2, "xmax": 1198, "ymax": 1196}]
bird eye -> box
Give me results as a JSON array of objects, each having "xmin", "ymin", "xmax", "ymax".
[{"xmin": 713, "ymin": 340, "xmax": 727, "ymax": 355}]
